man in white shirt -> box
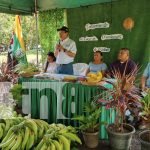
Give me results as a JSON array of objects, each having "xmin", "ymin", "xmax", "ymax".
[{"xmin": 54, "ymin": 26, "xmax": 77, "ymax": 75}]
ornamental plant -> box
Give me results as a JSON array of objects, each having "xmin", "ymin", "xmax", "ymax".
[
  {"xmin": 140, "ymin": 91, "xmax": 150, "ymax": 141},
  {"xmin": 72, "ymin": 101, "xmax": 101, "ymax": 133},
  {"xmin": 0, "ymin": 62, "xmax": 18, "ymax": 83},
  {"xmin": 94, "ymin": 66, "xmax": 142, "ymax": 132}
]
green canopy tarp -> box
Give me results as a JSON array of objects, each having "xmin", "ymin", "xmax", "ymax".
[{"xmin": 0, "ymin": 0, "xmax": 117, "ymax": 15}]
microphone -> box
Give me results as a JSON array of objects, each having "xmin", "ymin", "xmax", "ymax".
[{"xmin": 58, "ymin": 40, "xmax": 61, "ymax": 52}]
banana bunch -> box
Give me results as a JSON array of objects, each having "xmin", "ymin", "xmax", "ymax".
[
  {"xmin": 33, "ymin": 119, "xmax": 49, "ymax": 141},
  {"xmin": 0, "ymin": 124, "xmax": 24, "ymax": 150},
  {"xmin": 0, "ymin": 120, "xmax": 81, "ymax": 150},
  {"xmin": 87, "ymin": 71, "xmax": 103, "ymax": 83},
  {"xmin": 0, "ymin": 117, "xmax": 25, "ymax": 139},
  {"xmin": 35, "ymin": 123, "xmax": 82, "ymax": 150},
  {"xmin": 0, "ymin": 118, "xmax": 49, "ymax": 149}
]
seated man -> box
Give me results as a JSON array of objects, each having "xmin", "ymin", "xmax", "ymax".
[
  {"xmin": 109, "ymin": 48, "xmax": 137, "ymax": 77},
  {"xmin": 141, "ymin": 62, "xmax": 150, "ymax": 91}
]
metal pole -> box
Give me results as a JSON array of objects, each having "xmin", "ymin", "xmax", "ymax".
[{"xmin": 35, "ymin": 0, "xmax": 39, "ymax": 66}]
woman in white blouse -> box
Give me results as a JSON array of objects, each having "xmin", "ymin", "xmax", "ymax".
[{"xmin": 44, "ymin": 52, "xmax": 57, "ymax": 74}]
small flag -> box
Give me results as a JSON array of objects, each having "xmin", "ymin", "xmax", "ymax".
[{"xmin": 8, "ymin": 15, "xmax": 28, "ymax": 67}]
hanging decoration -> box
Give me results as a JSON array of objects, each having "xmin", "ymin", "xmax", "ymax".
[
  {"xmin": 123, "ymin": 17, "xmax": 134, "ymax": 30},
  {"xmin": 79, "ymin": 36, "xmax": 98, "ymax": 41},
  {"xmin": 85, "ymin": 22, "xmax": 110, "ymax": 31},
  {"xmin": 93, "ymin": 47, "xmax": 110, "ymax": 52},
  {"xmin": 101, "ymin": 34, "xmax": 123, "ymax": 40}
]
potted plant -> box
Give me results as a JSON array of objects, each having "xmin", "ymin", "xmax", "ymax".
[
  {"xmin": 72, "ymin": 101, "xmax": 101, "ymax": 148},
  {"xmin": 95, "ymin": 68, "xmax": 141, "ymax": 150},
  {"xmin": 139, "ymin": 91, "xmax": 150, "ymax": 150}
]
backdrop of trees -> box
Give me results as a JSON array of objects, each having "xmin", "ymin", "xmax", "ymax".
[
  {"xmin": 0, "ymin": 13, "xmax": 37, "ymax": 51},
  {"xmin": 0, "ymin": 9, "xmax": 65, "ymax": 54}
]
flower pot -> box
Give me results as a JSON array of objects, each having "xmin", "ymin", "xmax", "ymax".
[
  {"xmin": 106, "ymin": 123, "xmax": 135, "ymax": 150},
  {"xmin": 82, "ymin": 131, "xmax": 99, "ymax": 148},
  {"xmin": 139, "ymin": 130, "xmax": 150, "ymax": 150}
]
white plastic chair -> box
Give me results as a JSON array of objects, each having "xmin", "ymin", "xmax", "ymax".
[{"xmin": 73, "ymin": 63, "xmax": 89, "ymax": 76}]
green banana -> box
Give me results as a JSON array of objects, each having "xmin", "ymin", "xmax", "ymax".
[
  {"xmin": 1, "ymin": 127, "xmax": 14, "ymax": 143},
  {"xmin": 50, "ymin": 142, "xmax": 56, "ymax": 150},
  {"xmin": 0, "ymin": 123, "xmax": 5, "ymax": 130},
  {"xmin": 47, "ymin": 128, "xmax": 55, "ymax": 134},
  {"xmin": 11, "ymin": 134, "xmax": 22, "ymax": 150},
  {"xmin": 34, "ymin": 120, "xmax": 45, "ymax": 139},
  {"xmin": 58, "ymin": 135, "xmax": 70, "ymax": 150},
  {"xmin": 4, "ymin": 137, "xmax": 16, "ymax": 149},
  {"xmin": 26, "ymin": 130, "xmax": 35, "ymax": 150},
  {"xmin": 56, "ymin": 124, "xmax": 66, "ymax": 129},
  {"xmin": 24, "ymin": 119, "xmax": 37, "ymax": 141},
  {"xmin": 58, "ymin": 128, "xmax": 68, "ymax": 134},
  {"xmin": 59, "ymin": 140, "xmax": 63, "ymax": 150},
  {"xmin": 3, "ymin": 119, "xmax": 11, "ymax": 135},
  {"xmin": 40, "ymin": 143, "xmax": 47, "ymax": 150},
  {"xmin": 0, "ymin": 133, "xmax": 16, "ymax": 148},
  {"xmin": 39, "ymin": 125, "xmax": 45, "ymax": 139},
  {"xmin": 66, "ymin": 126, "xmax": 77, "ymax": 133},
  {"xmin": 52, "ymin": 140, "xmax": 62, "ymax": 150},
  {"xmin": 47, "ymin": 146, "xmax": 51, "ymax": 150},
  {"xmin": 0, "ymin": 124, "xmax": 4, "ymax": 139},
  {"xmin": 35, "ymin": 139, "xmax": 44, "ymax": 150},
  {"xmin": 39, "ymin": 119, "xmax": 49, "ymax": 131},
  {"xmin": 24, "ymin": 119, "xmax": 37, "ymax": 133},
  {"xmin": 21, "ymin": 127, "xmax": 30, "ymax": 149},
  {"xmin": 62, "ymin": 132, "xmax": 82, "ymax": 144},
  {"xmin": 12, "ymin": 117, "xmax": 22, "ymax": 125}
]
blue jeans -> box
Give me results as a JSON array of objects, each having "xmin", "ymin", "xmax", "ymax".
[{"xmin": 57, "ymin": 63, "xmax": 73, "ymax": 75}]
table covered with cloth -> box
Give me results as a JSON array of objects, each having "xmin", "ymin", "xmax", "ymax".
[{"xmin": 19, "ymin": 77, "xmax": 116, "ymax": 139}]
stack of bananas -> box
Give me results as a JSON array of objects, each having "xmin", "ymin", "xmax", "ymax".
[
  {"xmin": 35, "ymin": 123, "xmax": 82, "ymax": 150},
  {"xmin": 0, "ymin": 118, "xmax": 49, "ymax": 149},
  {"xmin": 86, "ymin": 71, "xmax": 103, "ymax": 83},
  {"xmin": 0, "ymin": 119, "xmax": 81, "ymax": 150},
  {"xmin": 0, "ymin": 117, "xmax": 25, "ymax": 140}
]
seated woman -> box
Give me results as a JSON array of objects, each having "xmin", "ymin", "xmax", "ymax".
[
  {"xmin": 141, "ymin": 62, "xmax": 150, "ymax": 91},
  {"xmin": 44, "ymin": 52, "xmax": 57, "ymax": 74},
  {"xmin": 86, "ymin": 51, "xmax": 107, "ymax": 75}
]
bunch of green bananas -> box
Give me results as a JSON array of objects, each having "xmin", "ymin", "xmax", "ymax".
[
  {"xmin": 0, "ymin": 119, "xmax": 81, "ymax": 150},
  {"xmin": 0, "ymin": 119, "xmax": 49, "ymax": 150},
  {"xmin": 35, "ymin": 123, "xmax": 82, "ymax": 150},
  {"xmin": 0, "ymin": 117, "xmax": 25, "ymax": 139}
]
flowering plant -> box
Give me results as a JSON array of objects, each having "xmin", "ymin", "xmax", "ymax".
[{"xmin": 94, "ymin": 66, "xmax": 142, "ymax": 132}]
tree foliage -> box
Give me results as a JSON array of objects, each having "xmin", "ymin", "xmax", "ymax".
[
  {"xmin": 0, "ymin": 13, "xmax": 37, "ymax": 51},
  {"xmin": 0, "ymin": 10, "xmax": 65, "ymax": 56},
  {"xmin": 0, "ymin": 13, "xmax": 15, "ymax": 48}
]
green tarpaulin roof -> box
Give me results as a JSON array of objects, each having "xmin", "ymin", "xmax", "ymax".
[{"xmin": 0, "ymin": 0, "xmax": 117, "ymax": 15}]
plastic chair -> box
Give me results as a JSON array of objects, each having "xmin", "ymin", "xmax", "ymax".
[{"xmin": 73, "ymin": 63, "xmax": 89, "ymax": 76}]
